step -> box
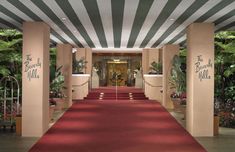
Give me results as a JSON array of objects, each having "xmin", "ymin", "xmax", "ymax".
[
  {"xmin": 88, "ymin": 95, "xmax": 146, "ymax": 97},
  {"xmin": 84, "ymin": 90, "xmax": 149, "ymax": 101},
  {"xmin": 84, "ymin": 97, "xmax": 149, "ymax": 100}
]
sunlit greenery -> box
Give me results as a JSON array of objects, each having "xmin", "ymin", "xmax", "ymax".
[
  {"xmin": 0, "ymin": 29, "xmax": 57, "ymax": 98},
  {"xmin": 214, "ymin": 31, "xmax": 235, "ymax": 101},
  {"xmin": 214, "ymin": 31, "xmax": 235, "ymax": 128},
  {"xmin": 0, "ymin": 29, "xmax": 22, "ymax": 83},
  {"xmin": 178, "ymin": 31, "xmax": 235, "ymax": 128},
  {"xmin": 170, "ymin": 55, "xmax": 186, "ymax": 97}
]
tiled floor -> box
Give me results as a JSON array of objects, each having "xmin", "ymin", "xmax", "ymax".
[{"xmin": 0, "ymin": 109, "xmax": 235, "ymax": 152}]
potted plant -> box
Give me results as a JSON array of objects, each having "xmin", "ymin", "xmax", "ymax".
[
  {"xmin": 169, "ymin": 55, "xmax": 186, "ymax": 113},
  {"xmin": 50, "ymin": 66, "xmax": 66, "ymax": 112},
  {"xmin": 149, "ymin": 61, "xmax": 162, "ymax": 74},
  {"xmin": 73, "ymin": 57, "xmax": 87, "ymax": 74}
]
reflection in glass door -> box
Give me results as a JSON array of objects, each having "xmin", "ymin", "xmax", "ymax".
[
  {"xmin": 92, "ymin": 53, "xmax": 142, "ymax": 86},
  {"xmin": 107, "ymin": 60, "xmax": 128, "ymax": 86}
]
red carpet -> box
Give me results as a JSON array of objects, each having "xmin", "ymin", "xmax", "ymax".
[{"xmin": 30, "ymin": 87, "xmax": 206, "ymax": 152}]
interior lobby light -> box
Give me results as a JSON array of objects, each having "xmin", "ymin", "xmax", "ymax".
[
  {"xmin": 113, "ymin": 59, "xmax": 120, "ymax": 62},
  {"xmin": 61, "ymin": 17, "xmax": 67, "ymax": 21}
]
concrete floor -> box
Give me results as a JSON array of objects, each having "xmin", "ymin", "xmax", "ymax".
[
  {"xmin": 196, "ymin": 127, "xmax": 235, "ymax": 152},
  {"xmin": 170, "ymin": 111, "xmax": 235, "ymax": 152},
  {"xmin": 0, "ymin": 132, "xmax": 38, "ymax": 152},
  {"xmin": 0, "ymin": 110, "xmax": 64, "ymax": 152},
  {"xmin": 0, "ymin": 109, "xmax": 235, "ymax": 152}
]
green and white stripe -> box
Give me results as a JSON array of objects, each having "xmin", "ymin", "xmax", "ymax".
[{"xmin": 0, "ymin": 0, "xmax": 234, "ymax": 48}]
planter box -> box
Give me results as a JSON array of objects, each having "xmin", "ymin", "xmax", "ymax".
[
  {"xmin": 15, "ymin": 116, "xmax": 22, "ymax": 135},
  {"xmin": 172, "ymin": 98, "xmax": 186, "ymax": 119},
  {"xmin": 52, "ymin": 98, "xmax": 64, "ymax": 111},
  {"xmin": 214, "ymin": 116, "xmax": 219, "ymax": 136},
  {"xmin": 171, "ymin": 98, "xmax": 182, "ymax": 112}
]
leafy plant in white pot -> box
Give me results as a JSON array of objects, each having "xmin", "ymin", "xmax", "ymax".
[
  {"xmin": 169, "ymin": 55, "xmax": 186, "ymax": 113},
  {"xmin": 50, "ymin": 66, "xmax": 66, "ymax": 113},
  {"xmin": 149, "ymin": 61, "xmax": 163, "ymax": 74}
]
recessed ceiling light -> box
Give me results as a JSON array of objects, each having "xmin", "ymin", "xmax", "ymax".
[
  {"xmin": 72, "ymin": 48, "xmax": 77, "ymax": 53},
  {"xmin": 61, "ymin": 17, "xmax": 67, "ymax": 21}
]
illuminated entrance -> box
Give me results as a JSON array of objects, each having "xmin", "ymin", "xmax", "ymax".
[
  {"xmin": 92, "ymin": 53, "xmax": 141, "ymax": 86},
  {"xmin": 107, "ymin": 60, "xmax": 128, "ymax": 86}
]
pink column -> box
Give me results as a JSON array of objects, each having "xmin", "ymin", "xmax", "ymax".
[
  {"xmin": 22, "ymin": 22, "xmax": 50, "ymax": 137},
  {"xmin": 85, "ymin": 48, "xmax": 92, "ymax": 74},
  {"xmin": 186, "ymin": 23, "xmax": 214, "ymax": 136},
  {"xmin": 142, "ymin": 49, "xmax": 149, "ymax": 74},
  {"xmin": 56, "ymin": 44, "xmax": 72, "ymax": 107}
]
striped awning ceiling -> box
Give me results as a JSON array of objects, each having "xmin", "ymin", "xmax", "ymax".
[{"xmin": 0, "ymin": 0, "xmax": 235, "ymax": 48}]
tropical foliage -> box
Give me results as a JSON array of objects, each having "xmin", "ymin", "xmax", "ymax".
[
  {"xmin": 50, "ymin": 66, "xmax": 66, "ymax": 98},
  {"xmin": 50, "ymin": 47, "xmax": 57, "ymax": 82},
  {"xmin": 0, "ymin": 29, "xmax": 22, "ymax": 81},
  {"xmin": 0, "ymin": 29, "xmax": 59, "ymax": 99},
  {"xmin": 214, "ymin": 31, "xmax": 235, "ymax": 128},
  {"xmin": 169, "ymin": 54, "xmax": 186, "ymax": 98},
  {"xmin": 149, "ymin": 61, "xmax": 162, "ymax": 74}
]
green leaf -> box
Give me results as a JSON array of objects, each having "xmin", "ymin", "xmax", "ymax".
[
  {"xmin": 224, "ymin": 64, "xmax": 235, "ymax": 77},
  {"xmin": 0, "ymin": 66, "xmax": 10, "ymax": 76}
]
